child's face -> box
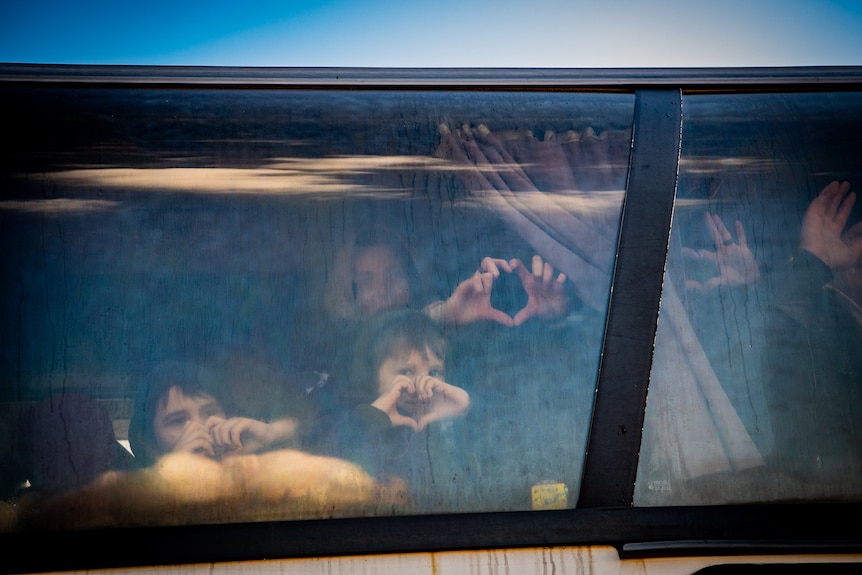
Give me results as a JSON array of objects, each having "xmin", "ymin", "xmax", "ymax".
[
  {"xmin": 353, "ymin": 244, "xmax": 410, "ymax": 316},
  {"xmin": 153, "ymin": 386, "xmax": 226, "ymax": 455},
  {"xmin": 377, "ymin": 345, "xmax": 444, "ymax": 417}
]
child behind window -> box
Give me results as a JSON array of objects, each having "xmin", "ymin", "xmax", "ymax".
[
  {"xmin": 306, "ymin": 309, "xmax": 475, "ymax": 513},
  {"xmin": 128, "ymin": 360, "xmax": 298, "ymax": 469}
]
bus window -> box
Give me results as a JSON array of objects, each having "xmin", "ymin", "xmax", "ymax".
[
  {"xmin": 636, "ymin": 91, "xmax": 862, "ymax": 505},
  {"xmin": 0, "ymin": 86, "xmax": 633, "ymax": 529}
]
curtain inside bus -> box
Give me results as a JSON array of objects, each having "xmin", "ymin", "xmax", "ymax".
[
  {"xmin": 0, "ymin": 87, "xmax": 632, "ymax": 529},
  {"xmin": 637, "ymin": 91, "xmax": 862, "ymax": 505}
]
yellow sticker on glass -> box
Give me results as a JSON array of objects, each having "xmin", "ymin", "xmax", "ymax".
[{"xmin": 531, "ymin": 482, "xmax": 568, "ymax": 510}]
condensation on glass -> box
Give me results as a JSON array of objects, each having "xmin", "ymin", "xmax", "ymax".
[
  {"xmin": 0, "ymin": 86, "xmax": 632, "ymax": 530},
  {"xmin": 637, "ymin": 92, "xmax": 862, "ymax": 506}
]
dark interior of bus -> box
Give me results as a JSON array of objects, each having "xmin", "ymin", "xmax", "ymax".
[{"xmin": 1, "ymin": 66, "xmax": 862, "ymax": 572}]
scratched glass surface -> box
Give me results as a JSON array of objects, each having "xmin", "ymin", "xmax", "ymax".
[
  {"xmin": 0, "ymin": 87, "xmax": 633, "ymax": 530},
  {"xmin": 637, "ymin": 92, "xmax": 862, "ymax": 506}
]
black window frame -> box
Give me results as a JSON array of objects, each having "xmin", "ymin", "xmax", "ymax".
[{"xmin": 2, "ymin": 64, "xmax": 862, "ymax": 574}]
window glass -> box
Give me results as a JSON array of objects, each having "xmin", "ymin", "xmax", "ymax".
[
  {"xmin": 0, "ymin": 86, "xmax": 632, "ymax": 529},
  {"xmin": 637, "ymin": 92, "xmax": 862, "ymax": 505}
]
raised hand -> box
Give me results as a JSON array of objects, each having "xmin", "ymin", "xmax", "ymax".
[
  {"xmin": 800, "ymin": 180, "xmax": 862, "ymax": 271},
  {"xmin": 511, "ymin": 255, "xmax": 570, "ymax": 325},
  {"xmin": 427, "ymin": 257, "xmax": 516, "ymax": 326},
  {"xmin": 412, "ymin": 375, "xmax": 470, "ymax": 431},
  {"xmin": 682, "ymin": 212, "xmax": 760, "ymax": 293},
  {"xmin": 371, "ymin": 374, "xmax": 470, "ymax": 431},
  {"xmin": 173, "ymin": 420, "xmax": 218, "ymax": 459},
  {"xmin": 371, "ymin": 375, "xmax": 421, "ymax": 431},
  {"xmin": 209, "ymin": 416, "xmax": 298, "ymax": 456}
]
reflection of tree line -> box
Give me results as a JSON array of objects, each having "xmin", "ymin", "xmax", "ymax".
[
  {"xmin": 5, "ymin": 123, "xmax": 858, "ymax": 529},
  {"xmin": 3, "ymin": 123, "xmax": 623, "ymax": 527}
]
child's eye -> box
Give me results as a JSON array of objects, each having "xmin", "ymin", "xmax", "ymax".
[
  {"xmin": 165, "ymin": 415, "xmax": 187, "ymax": 428},
  {"xmin": 430, "ymin": 369, "xmax": 445, "ymax": 379},
  {"xmin": 398, "ymin": 368, "xmax": 414, "ymax": 377}
]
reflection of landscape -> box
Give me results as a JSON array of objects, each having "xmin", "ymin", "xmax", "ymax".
[
  {"xmin": 4, "ymin": 83, "xmax": 860, "ymax": 533},
  {"xmin": 23, "ymin": 156, "xmax": 443, "ymax": 196},
  {"xmin": 0, "ymin": 86, "xmax": 633, "ymax": 529}
]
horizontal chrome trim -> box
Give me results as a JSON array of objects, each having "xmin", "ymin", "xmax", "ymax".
[
  {"xmin": 1, "ymin": 64, "xmax": 862, "ymax": 88},
  {"xmin": 622, "ymin": 540, "xmax": 862, "ymax": 558}
]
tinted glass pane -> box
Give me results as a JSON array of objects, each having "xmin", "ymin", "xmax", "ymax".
[
  {"xmin": 637, "ymin": 92, "xmax": 862, "ymax": 505},
  {"xmin": 0, "ymin": 86, "xmax": 632, "ymax": 529}
]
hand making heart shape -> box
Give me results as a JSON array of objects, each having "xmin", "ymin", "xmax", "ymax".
[
  {"xmin": 372, "ymin": 374, "xmax": 470, "ymax": 431},
  {"xmin": 434, "ymin": 255, "xmax": 570, "ymax": 327}
]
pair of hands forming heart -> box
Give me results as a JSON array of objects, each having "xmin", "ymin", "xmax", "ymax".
[
  {"xmin": 174, "ymin": 417, "xmax": 298, "ymax": 460},
  {"xmin": 371, "ymin": 375, "xmax": 470, "ymax": 431},
  {"xmin": 429, "ymin": 255, "xmax": 570, "ymax": 327}
]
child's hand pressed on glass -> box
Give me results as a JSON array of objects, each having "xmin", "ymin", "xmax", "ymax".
[
  {"xmin": 173, "ymin": 416, "xmax": 297, "ymax": 459},
  {"xmin": 175, "ymin": 419, "xmax": 219, "ymax": 458},
  {"xmin": 372, "ymin": 374, "xmax": 470, "ymax": 431}
]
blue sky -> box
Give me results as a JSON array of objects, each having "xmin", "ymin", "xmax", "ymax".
[{"xmin": 2, "ymin": 0, "xmax": 862, "ymax": 68}]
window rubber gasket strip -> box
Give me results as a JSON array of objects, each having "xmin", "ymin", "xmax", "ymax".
[{"xmin": 577, "ymin": 88, "xmax": 682, "ymax": 508}]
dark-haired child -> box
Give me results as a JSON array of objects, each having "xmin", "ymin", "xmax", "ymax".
[
  {"xmin": 307, "ymin": 310, "xmax": 473, "ymax": 512},
  {"xmin": 128, "ymin": 360, "xmax": 298, "ymax": 468}
]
